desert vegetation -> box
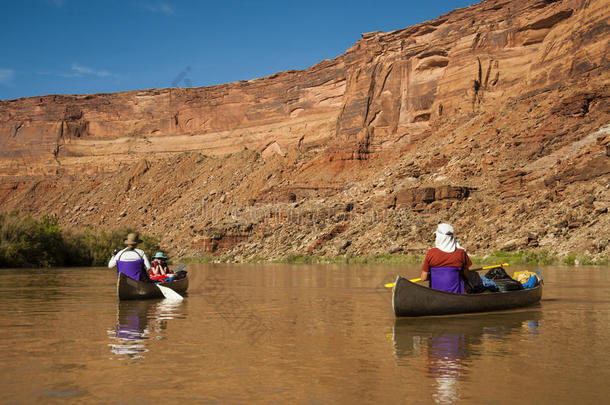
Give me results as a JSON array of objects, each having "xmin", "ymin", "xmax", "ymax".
[{"xmin": 0, "ymin": 211, "xmax": 158, "ymax": 268}]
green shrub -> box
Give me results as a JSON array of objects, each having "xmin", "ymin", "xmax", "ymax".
[
  {"xmin": 74, "ymin": 228, "xmax": 159, "ymax": 266},
  {"xmin": 563, "ymin": 253, "xmax": 577, "ymax": 266},
  {"xmin": 473, "ymin": 250, "xmax": 607, "ymax": 266},
  {"xmin": 282, "ymin": 254, "xmax": 315, "ymax": 264},
  {"xmin": 0, "ymin": 212, "xmax": 69, "ymax": 267},
  {"xmin": 475, "ymin": 250, "xmax": 558, "ymax": 266},
  {"xmin": 0, "ymin": 211, "xmax": 159, "ymax": 268}
]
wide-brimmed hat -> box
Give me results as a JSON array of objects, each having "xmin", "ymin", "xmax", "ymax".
[
  {"xmin": 124, "ymin": 233, "xmax": 143, "ymax": 245},
  {"xmin": 153, "ymin": 251, "xmax": 168, "ymax": 259}
]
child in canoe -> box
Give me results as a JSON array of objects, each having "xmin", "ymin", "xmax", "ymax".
[{"xmin": 149, "ymin": 251, "xmax": 174, "ymax": 282}]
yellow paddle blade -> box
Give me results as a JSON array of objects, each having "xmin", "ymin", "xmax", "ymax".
[{"xmin": 385, "ymin": 277, "xmax": 421, "ymax": 288}]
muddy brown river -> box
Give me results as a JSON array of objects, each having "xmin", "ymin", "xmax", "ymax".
[{"xmin": 1, "ymin": 264, "xmax": 609, "ymax": 404}]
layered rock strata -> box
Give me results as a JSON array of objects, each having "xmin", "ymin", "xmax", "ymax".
[{"xmin": 0, "ymin": 0, "xmax": 608, "ymax": 260}]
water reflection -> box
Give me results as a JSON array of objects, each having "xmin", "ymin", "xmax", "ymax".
[
  {"xmin": 393, "ymin": 311, "xmax": 542, "ymax": 404},
  {"xmin": 107, "ymin": 300, "xmax": 186, "ymax": 360}
]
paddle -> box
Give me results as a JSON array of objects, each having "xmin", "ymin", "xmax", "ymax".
[
  {"xmin": 383, "ymin": 263, "xmax": 509, "ymax": 288},
  {"xmin": 156, "ymin": 283, "xmax": 184, "ymax": 301},
  {"xmin": 154, "ymin": 263, "xmax": 185, "ymax": 301}
]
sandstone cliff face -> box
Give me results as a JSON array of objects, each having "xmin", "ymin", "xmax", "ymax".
[{"xmin": 1, "ymin": 0, "xmax": 609, "ymax": 260}]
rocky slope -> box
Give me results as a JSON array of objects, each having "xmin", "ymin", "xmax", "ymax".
[{"xmin": 0, "ymin": 0, "xmax": 608, "ymax": 261}]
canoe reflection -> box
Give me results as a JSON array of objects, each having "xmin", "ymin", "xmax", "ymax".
[
  {"xmin": 393, "ymin": 310, "xmax": 542, "ymax": 403},
  {"xmin": 107, "ymin": 299, "xmax": 185, "ymax": 360}
]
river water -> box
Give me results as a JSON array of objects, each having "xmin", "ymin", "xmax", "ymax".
[{"xmin": 0, "ymin": 264, "xmax": 609, "ymax": 404}]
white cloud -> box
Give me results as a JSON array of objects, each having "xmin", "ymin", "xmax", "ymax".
[
  {"xmin": 37, "ymin": 64, "xmax": 118, "ymax": 79},
  {"xmin": 142, "ymin": 2, "xmax": 174, "ymax": 15},
  {"xmin": 0, "ymin": 69, "xmax": 15, "ymax": 86},
  {"xmin": 71, "ymin": 63, "xmax": 116, "ymax": 78}
]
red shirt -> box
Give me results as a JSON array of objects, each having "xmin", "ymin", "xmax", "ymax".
[
  {"xmin": 422, "ymin": 248, "xmax": 472, "ymax": 273},
  {"xmin": 149, "ymin": 259, "xmax": 172, "ymax": 276}
]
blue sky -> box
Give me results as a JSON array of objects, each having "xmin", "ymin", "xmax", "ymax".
[{"xmin": 0, "ymin": 0, "xmax": 477, "ymax": 100}]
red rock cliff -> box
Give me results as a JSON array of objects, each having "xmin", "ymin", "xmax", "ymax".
[{"xmin": 1, "ymin": 0, "xmax": 608, "ymax": 260}]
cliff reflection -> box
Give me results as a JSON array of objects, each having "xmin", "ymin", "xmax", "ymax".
[
  {"xmin": 393, "ymin": 311, "xmax": 542, "ymax": 404},
  {"xmin": 107, "ymin": 299, "xmax": 185, "ymax": 360}
]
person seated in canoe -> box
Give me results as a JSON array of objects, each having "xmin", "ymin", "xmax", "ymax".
[
  {"xmin": 108, "ymin": 233, "xmax": 152, "ymax": 281},
  {"xmin": 149, "ymin": 251, "xmax": 174, "ymax": 282},
  {"xmin": 420, "ymin": 223, "xmax": 472, "ymax": 294}
]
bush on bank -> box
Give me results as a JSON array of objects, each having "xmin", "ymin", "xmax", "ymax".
[
  {"xmin": 0, "ymin": 212, "xmax": 159, "ymax": 268},
  {"xmin": 476, "ymin": 249, "xmax": 608, "ymax": 266},
  {"xmin": 189, "ymin": 251, "xmax": 607, "ymax": 266}
]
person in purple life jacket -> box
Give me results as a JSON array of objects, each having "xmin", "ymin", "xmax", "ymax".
[
  {"xmin": 108, "ymin": 233, "xmax": 152, "ymax": 281},
  {"xmin": 420, "ymin": 223, "xmax": 472, "ymax": 294}
]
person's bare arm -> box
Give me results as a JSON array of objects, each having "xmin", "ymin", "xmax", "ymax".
[
  {"xmin": 462, "ymin": 253, "xmax": 472, "ymax": 282},
  {"xmin": 421, "ymin": 251, "xmax": 430, "ymax": 281}
]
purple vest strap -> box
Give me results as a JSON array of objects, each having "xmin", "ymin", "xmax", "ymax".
[
  {"xmin": 117, "ymin": 259, "xmax": 146, "ymax": 281},
  {"xmin": 430, "ymin": 266, "xmax": 464, "ymax": 294}
]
